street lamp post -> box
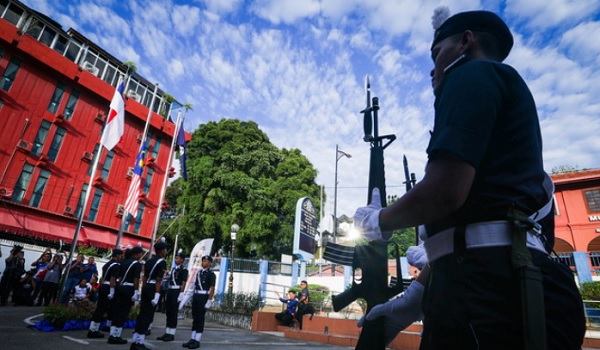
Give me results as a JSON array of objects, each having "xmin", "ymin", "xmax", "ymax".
[
  {"xmin": 228, "ymin": 223, "xmax": 239, "ymax": 294},
  {"xmin": 333, "ymin": 144, "xmax": 351, "ymax": 243}
]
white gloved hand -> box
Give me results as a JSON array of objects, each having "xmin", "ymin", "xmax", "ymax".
[
  {"xmin": 357, "ymin": 281, "xmax": 425, "ymax": 345},
  {"xmin": 354, "ymin": 188, "xmax": 389, "ymax": 240},
  {"xmin": 406, "ymin": 245, "xmax": 428, "ymax": 270},
  {"xmin": 151, "ymin": 292, "xmax": 160, "ymax": 306},
  {"xmin": 131, "ymin": 290, "xmax": 139, "ymax": 302},
  {"xmin": 108, "ymin": 287, "xmax": 115, "ymax": 300},
  {"xmin": 177, "ymin": 293, "xmax": 184, "ymax": 303},
  {"xmin": 204, "ymin": 299, "xmax": 213, "ymax": 309}
]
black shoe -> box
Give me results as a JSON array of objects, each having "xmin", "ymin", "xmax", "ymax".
[
  {"xmin": 108, "ymin": 336, "xmax": 128, "ymax": 344},
  {"xmin": 182, "ymin": 339, "xmax": 194, "ymax": 348},
  {"xmin": 130, "ymin": 343, "xmax": 149, "ymax": 350},
  {"xmin": 187, "ymin": 340, "xmax": 200, "ymax": 349},
  {"xmin": 87, "ymin": 330, "xmax": 105, "ymax": 338},
  {"xmin": 157, "ymin": 334, "xmax": 174, "ymax": 341}
]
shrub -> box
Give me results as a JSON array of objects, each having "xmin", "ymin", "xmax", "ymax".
[
  {"xmin": 214, "ymin": 292, "xmax": 263, "ymax": 315},
  {"xmin": 580, "ymin": 281, "xmax": 600, "ymax": 309},
  {"xmin": 43, "ymin": 302, "xmax": 94, "ymax": 328}
]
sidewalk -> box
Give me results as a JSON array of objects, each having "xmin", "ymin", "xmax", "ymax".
[{"xmin": 0, "ymin": 305, "xmax": 352, "ymax": 350}]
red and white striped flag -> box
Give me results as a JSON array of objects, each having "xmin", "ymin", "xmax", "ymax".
[
  {"xmin": 124, "ymin": 141, "xmax": 148, "ymax": 216},
  {"xmin": 100, "ymin": 77, "xmax": 125, "ymax": 150}
]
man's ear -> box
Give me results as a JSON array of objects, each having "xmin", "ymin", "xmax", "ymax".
[{"xmin": 459, "ymin": 30, "xmax": 476, "ymax": 55}]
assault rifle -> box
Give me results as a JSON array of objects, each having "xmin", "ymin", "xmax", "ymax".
[{"xmin": 329, "ymin": 76, "xmax": 403, "ymax": 350}]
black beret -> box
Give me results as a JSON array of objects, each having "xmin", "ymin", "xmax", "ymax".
[
  {"xmin": 201, "ymin": 255, "xmax": 213, "ymax": 262},
  {"xmin": 154, "ymin": 241, "xmax": 168, "ymax": 251},
  {"xmin": 112, "ymin": 248, "xmax": 123, "ymax": 256},
  {"xmin": 432, "ymin": 10, "xmax": 513, "ymax": 61},
  {"xmin": 130, "ymin": 246, "xmax": 144, "ymax": 255}
]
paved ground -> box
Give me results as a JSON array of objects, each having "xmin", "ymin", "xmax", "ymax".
[{"xmin": 0, "ymin": 305, "xmax": 352, "ymax": 350}]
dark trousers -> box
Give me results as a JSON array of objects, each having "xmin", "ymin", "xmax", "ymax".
[
  {"xmin": 420, "ymin": 247, "xmax": 586, "ymax": 350},
  {"xmin": 112, "ymin": 285, "xmax": 134, "ymax": 327},
  {"xmin": 296, "ymin": 303, "xmax": 314, "ymax": 329},
  {"xmin": 135, "ymin": 284, "xmax": 157, "ymax": 333},
  {"xmin": 275, "ymin": 311, "xmax": 294, "ymax": 325},
  {"xmin": 191, "ymin": 294, "xmax": 209, "ymax": 332},
  {"xmin": 91, "ymin": 284, "xmax": 112, "ymax": 323},
  {"xmin": 0, "ymin": 270, "xmax": 16, "ymax": 305},
  {"xmin": 40, "ymin": 281, "xmax": 58, "ymax": 306},
  {"xmin": 165, "ymin": 289, "xmax": 181, "ymax": 328}
]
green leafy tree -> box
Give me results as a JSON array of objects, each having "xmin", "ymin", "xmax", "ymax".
[{"xmin": 175, "ymin": 119, "xmax": 321, "ymax": 260}]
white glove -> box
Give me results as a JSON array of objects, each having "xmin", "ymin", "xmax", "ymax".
[
  {"xmin": 177, "ymin": 293, "xmax": 184, "ymax": 303},
  {"xmin": 357, "ymin": 281, "xmax": 425, "ymax": 345},
  {"xmin": 108, "ymin": 287, "xmax": 115, "ymax": 300},
  {"xmin": 131, "ymin": 290, "xmax": 139, "ymax": 302},
  {"xmin": 151, "ymin": 292, "xmax": 160, "ymax": 306},
  {"xmin": 204, "ymin": 299, "xmax": 212, "ymax": 309},
  {"xmin": 406, "ymin": 245, "xmax": 428, "ymax": 270},
  {"xmin": 353, "ymin": 188, "xmax": 388, "ymax": 240}
]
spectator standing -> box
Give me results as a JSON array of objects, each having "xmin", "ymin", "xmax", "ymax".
[
  {"xmin": 182, "ymin": 255, "xmax": 216, "ymax": 349},
  {"xmin": 81, "ymin": 256, "xmax": 98, "ymax": 283},
  {"xmin": 32, "ymin": 251, "xmax": 52, "ymax": 306},
  {"xmin": 40, "ymin": 254, "xmax": 63, "ymax": 306},
  {"xmin": 61, "ymin": 253, "xmax": 84, "ymax": 304},
  {"xmin": 0, "ymin": 245, "xmax": 25, "ymax": 306}
]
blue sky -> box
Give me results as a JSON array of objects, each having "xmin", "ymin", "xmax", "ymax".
[{"xmin": 21, "ymin": 0, "xmax": 600, "ymax": 228}]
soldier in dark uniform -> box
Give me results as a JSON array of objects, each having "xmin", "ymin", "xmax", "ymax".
[
  {"xmin": 108, "ymin": 246, "xmax": 144, "ymax": 345},
  {"xmin": 88, "ymin": 248, "xmax": 122, "ymax": 339},
  {"xmin": 157, "ymin": 249, "xmax": 188, "ymax": 342},
  {"xmin": 130, "ymin": 241, "xmax": 168, "ymax": 350},
  {"xmin": 354, "ymin": 8, "xmax": 586, "ymax": 349},
  {"xmin": 182, "ymin": 255, "xmax": 216, "ymax": 349}
]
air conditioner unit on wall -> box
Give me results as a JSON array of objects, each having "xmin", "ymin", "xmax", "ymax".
[
  {"xmin": 16, "ymin": 139, "xmax": 32, "ymax": 152},
  {"xmin": 95, "ymin": 113, "xmax": 105, "ymax": 124},
  {"xmin": 82, "ymin": 61, "xmax": 99, "ymax": 76},
  {"xmin": 116, "ymin": 204, "xmax": 125, "ymax": 217},
  {"xmin": 126, "ymin": 167, "xmax": 134, "ymax": 179},
  {"xmin": 127, "ymin": 90, "xmax": 141, "ymax": 102},
  {"xmin": 82, "ymin": 151, "xmax": 93, "ymax": 162},
  {"xmin": 0, "ymin": 187, "xmax": 13, "ymax": 199}
]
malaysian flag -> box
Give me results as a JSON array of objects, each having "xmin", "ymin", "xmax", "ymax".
[{"xmin": 124, "ymin": 141, "xmax": 148, "ymax": 216}]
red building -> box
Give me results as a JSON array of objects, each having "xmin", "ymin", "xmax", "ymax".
[
  {"xmin": 553, "ymin": 169, "xmax": 600, "ymax": 268},
  {"xmin": 0, "ymin": 0, "xmax": 188, "ymax": 252}
]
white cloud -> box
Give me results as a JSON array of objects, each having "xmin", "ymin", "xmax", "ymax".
[
  {"xmin": 250, "ymin": 0, "xmax": 320, "ymax": 24},
  {"xmin": 18, "ymin": 0, "xmax": 600, "ymax": 222}
]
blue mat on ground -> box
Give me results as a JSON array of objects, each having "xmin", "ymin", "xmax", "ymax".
[{"xmin": 29, "ymin": 319, "xmax": 136, "ymax": 332}]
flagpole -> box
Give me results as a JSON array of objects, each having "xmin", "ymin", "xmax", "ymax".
[
  {"xmin": 118, "ymin": 83, "xmax": 159, "ymax": 251},
  {"xmin": 60, "ymin": 75, "xmax": 126, "ymax": 298},
  {"xmin": 171, "ymin": 205, "xmax": 184, "ymax": 268},
  {"xmin": 149, "ymin": 108, "xmax": 185, "ymax": 258}
]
